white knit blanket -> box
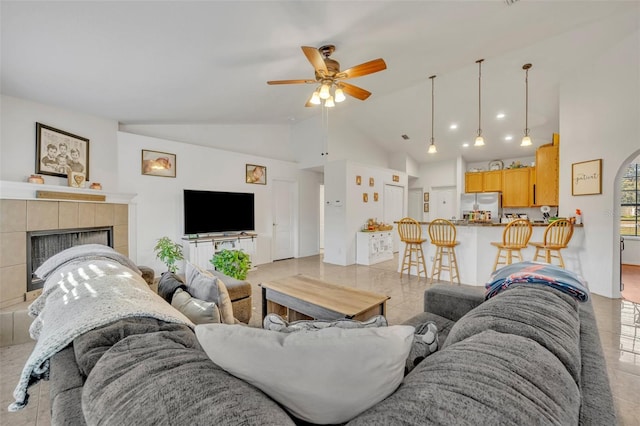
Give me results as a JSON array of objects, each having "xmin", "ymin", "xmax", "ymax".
[{"xmin": 9, "ymin": 255, "xmax": 193, "ymax": 411}]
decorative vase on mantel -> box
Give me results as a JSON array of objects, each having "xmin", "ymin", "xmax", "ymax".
[{"xmin": 27, "ymin": 174, "xmax": 44, "ymax": 184}]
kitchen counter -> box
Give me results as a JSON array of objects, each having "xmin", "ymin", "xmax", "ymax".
[
  {"xmin": 397, "ymin": 222, "xmax": 584, "ymax": 285},
  {"xmin": 399, "ymin": 221, "xmax": 584, "ymax": 227}
]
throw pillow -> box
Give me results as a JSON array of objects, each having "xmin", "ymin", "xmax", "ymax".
[
  {"xmin": 171, "ymin": 288, "xmax": 221, "ymax": 324},
  {"xmin": 405, "ymin": 321, "xmax": 438, "ymax": 375},
  {"xmin": 263, "ymin": 313, "xmax": 387, "ymax": 332},
  {"xmin": 185, "ymin": 262, "xmax": 235, "ymax": 324},
  {"xmin": 157, "ymin": 271, "xmax": 187, "ymax": 303},
  {"xmin": 195, "ymin": 323, "xmax": 414, "ymax": 424}
]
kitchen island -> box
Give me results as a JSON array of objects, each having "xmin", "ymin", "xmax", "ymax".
[{"xmin": 397, "ymin": 221, "xmax": 585, "ymax": 286}]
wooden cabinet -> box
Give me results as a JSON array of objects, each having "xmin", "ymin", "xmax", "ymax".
[
  {"xmin": 502, "ymin": 168, "xmax": 531, "ymax": 207},
  {"xmin": 534, "ymin": 135, "xmax": 559, "ymax": 206},
  {"xmin": 465, "ymin": 172, "xmax": 483, "ymax": 193},
  {"xmin": 483, "ymin": 170, "xmax": 503, "ymax": 192},
  {"xmin": 465, "ymin": 171, "xmax": 502, "ymax": 193}
]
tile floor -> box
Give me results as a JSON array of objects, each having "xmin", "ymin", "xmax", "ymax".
[{"xmin": 1, "ymin": 254, "xmax": 639, "ymax": 425}]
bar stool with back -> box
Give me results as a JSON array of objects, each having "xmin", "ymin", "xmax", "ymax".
[
  {"xmin": 490, "ymin": 218, "xmax": 533, "ymax": 271},
  {"xmin": 397, "ymin": 217, "xmax": 428, "ymax": 279},
  {"xmin": 427, "ymin": 219, "xmax": 460, "ymax": 284},
  {"xmin": 531, "ymin": 219, "xmax": 574, "ymax": 268}
]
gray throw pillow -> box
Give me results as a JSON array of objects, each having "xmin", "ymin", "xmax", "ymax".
[
  {"xmin": 157, "ymin": 271, "xmax": 187, "ymax": 303},
  {"xmin": 405, "ymin": 321, "xmax": 438, "ymax": 375},
  {"xmin": 171, "ymin": 288, "xmax": 221, "ymax": 324},
  {"xmin": 263, "ymin": 313, "xmax": 387, "ymax": 332}
]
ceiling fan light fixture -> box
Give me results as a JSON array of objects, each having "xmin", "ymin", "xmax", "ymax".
[
  {"xmin": 319, "ymin": 83, "xmax": 331, "ymax": 99},
  {"xmin": 334, "ymin": 87, "xmax": 346, "ymax": 102},
  {"xmin": 310, "ymin": 90, "xmax": 321, "ymax": 105},
  {"xmin": 324, "ymin": 96, "xmax": 335, "ymax": 108}
]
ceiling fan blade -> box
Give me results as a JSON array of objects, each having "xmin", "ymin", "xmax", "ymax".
[
  {"xmin": 339, "ymin": 58, "xmax": 387, "ymax": 79},
  {"xmin": 339, "ymin": 82, "xmax": 371, "ymax": 100},
  {"xmin": 301, "ymin": 46, "xmax": 328, "ymax": 76},
  {"xmin": 267, "ymin": 79, "xmax": 316, "ymax": 85}
]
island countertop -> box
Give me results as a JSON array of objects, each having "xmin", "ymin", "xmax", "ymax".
[
  {"xmin": 395, "ymin": 221, "xmax": 583, "ymax": 228},
  {"xmin": 396, "ymin": 222, "xmax": 584, "ymax": 285}
]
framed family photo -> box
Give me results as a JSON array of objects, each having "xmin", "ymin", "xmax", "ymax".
[
  {"xmin": 572, "ymin": 159, "xmax": 602, "ymax": 196},
  {"xmin": 36, "ymin": 123, "xmax": 90, "ymax": 180},
  {"xmin": 141, "ymin": 149, "xmax": 176, "ymax": 177}
]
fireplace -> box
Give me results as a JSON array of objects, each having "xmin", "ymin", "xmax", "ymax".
[{"xmin": 26, "ymin": 226, "xmax": 113, "ymax": 291}]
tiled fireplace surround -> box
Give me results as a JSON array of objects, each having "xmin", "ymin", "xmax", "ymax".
[{"xmin": 0, "ymin": 198, "xmax": 130, "ymax": 309}]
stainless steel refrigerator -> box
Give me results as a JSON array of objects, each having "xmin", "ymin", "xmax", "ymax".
[{"xmin": 460, "ymin": 192, "xmax": 502, "ymax": 223}]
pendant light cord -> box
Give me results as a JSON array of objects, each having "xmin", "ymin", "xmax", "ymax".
[
  {"xmin": 524, "ymin": 66, "xmax": 529, "ymax": 136},
  {"xmin": 430, "ymin": 75, "xmax": 435, "ymax": 143},
  {"xmin": 476, "ymin": 59, "xmax": 484, "ymax": 137}
]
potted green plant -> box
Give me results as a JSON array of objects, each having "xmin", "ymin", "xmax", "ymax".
[
  {"xmin": 210, "ymin": 249, "xmax": 251, "ymax": 280},
  {"xmin": 153, "ymin": 236, "xmax": 184, "ymax": 273}
]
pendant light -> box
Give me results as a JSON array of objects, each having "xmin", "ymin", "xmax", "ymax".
[
  {"xmin": 428, "ymin": 75, "xmax": 437, "ymax": 154},
  {"xmin": 474, "ymin": 59, "xmax": 485, "ymax": 146},
  {"xmin": 521, "ymin": 63, "xmax": 533, "ymax": 146}
]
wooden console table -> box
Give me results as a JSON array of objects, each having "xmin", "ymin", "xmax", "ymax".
[{"xmin": 260, "ymin": 274, "xmax": 390, "ymax": 322}]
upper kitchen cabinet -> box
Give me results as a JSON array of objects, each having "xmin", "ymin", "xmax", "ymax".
[
  {"xmin": 465, "ymin": 170, "xmax": 502, "ymax": 193},
  {"xmin": 534, "ymin": 133, "xmax": 559, "ymax": 206},
  {"xmin": 502, "ymin": 168, "xmax": 531, "ymax": 207},
  {"xmin": 465, "ymin": 172, "xmax": 483, "ymax": 193}
]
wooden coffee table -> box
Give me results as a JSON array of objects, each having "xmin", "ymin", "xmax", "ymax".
[{"xmin": 260, "ymin": 274, "xmax": 390, "ymax": 322}]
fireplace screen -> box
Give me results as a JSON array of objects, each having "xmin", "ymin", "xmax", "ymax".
[{"xmin": 27, "ymin": 227, "xmax": 113, "ymax": 291}]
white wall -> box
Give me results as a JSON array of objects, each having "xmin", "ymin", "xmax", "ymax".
[
  {"xmin": 323, "ymin": 159, "xmax": 407, "ymax": 265},
  {"xmin": 1, "ymin": 95, "xmax": 119, "ymax": 188},
  {"xmin": 117, "ymin": 131, "xmax": 319, "ymax": 274},
  {"xmin": 412, "ymin": 159, "xmax": 458, "ymax": 222},
  {"xmin": 559, "ymin": 19, "xmax": 639, "ymax": 297},
  {"xmin": 120, "ymin": 123, "xmax": 295, "ymax": 162}
]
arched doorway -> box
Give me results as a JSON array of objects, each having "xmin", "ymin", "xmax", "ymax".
[{"xmin": 616, "ymin": 151, "xmax": 640, "ymax": 302}]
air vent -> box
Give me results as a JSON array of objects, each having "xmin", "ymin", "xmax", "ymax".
[{"xmin": 401, "ymin": 134, "xmax": 410, "ymax": 140}]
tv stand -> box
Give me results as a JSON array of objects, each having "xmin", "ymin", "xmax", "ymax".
[{"xmin": 182, "ymin": 232, "xmax": 257, "ymax": 271}]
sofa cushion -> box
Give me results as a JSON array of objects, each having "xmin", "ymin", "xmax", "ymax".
[
  {"xmin": 443, "ymin": 285, "xmax": 582, "ymax": 384},
  {"xmin": 82, "ymin": 322, "xmax": 294, "ymax": 425},
  {"xmin": 348, "ymin": 329, "xmax": 580, "ymax": 425},
  {"xmin": 171, "ymin": 288, "xmax": 221, "ymax": 324},
  {"xmin": 185, "ymin": 262, "xmax": 235, "ymax": 324},
  {"xmin": 195, "ymin": 323, "xmax": 414, "ymax": 425}
]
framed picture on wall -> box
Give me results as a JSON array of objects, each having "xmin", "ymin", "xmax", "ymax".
[
  {"xmin": 142, "ymin": 149, "xmax": 176, "ymax": 177},
  {"xmin": 424, "ymin": 192, "xmax": 429, "ymax": 202},
  {"xmin": 246, "ymin": 164, "xmax": 266, "ymax": 184},
  {"xmin": 424, "ymin": 203, "xmax": 429, "ymax": 213},
  {"xmin": 36, "ymin": 123, "xmax": 90, "ymax": 179},
  {"xmin": 572, "ymin": 159, "xmax": 602, "ymax": 195}
]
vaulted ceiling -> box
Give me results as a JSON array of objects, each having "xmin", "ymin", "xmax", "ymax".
[{"xmin": 2, "ymin": 1, "xmax": 637, "ymax": 165}]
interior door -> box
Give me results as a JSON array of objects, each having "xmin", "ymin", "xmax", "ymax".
[
  {"xmin": 383, "ymin": 184, "xmax": 405, "ymax": 252},
  {"xmin": 273, "ymin": 179, "xmax": 295, "ymax": 260},
  {"xmin": 408, "ymin": 188, "xmax": 423, "ymax": 221}
]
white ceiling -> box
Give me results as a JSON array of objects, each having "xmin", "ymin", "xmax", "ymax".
[{"xmin": 2, "ymin": 1, "xmax": 638, "ymax": 166}]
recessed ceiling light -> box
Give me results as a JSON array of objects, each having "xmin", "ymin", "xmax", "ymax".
[
  {"xmin": 449, "ymin": 123, "xmax": 458, "ymax": 130},
  {"xmin": 504, "ymin": 135, "xmax": 513, "ymax": 141},
  {"xmin": 462, "ymin": 142, "xmax": 470, "ymax": 148},
  {"xmin": 496, "ymin": 113, "xmax": 506, "ymax": 119}
]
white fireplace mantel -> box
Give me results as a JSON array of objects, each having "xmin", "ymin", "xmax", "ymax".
[{"xmin": 0, "ymin": 180, "xmax": 137, "ymax": 204}]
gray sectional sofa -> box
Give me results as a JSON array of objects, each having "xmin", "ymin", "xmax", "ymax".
[{"xmin": 47, "ymin": 283, "xmax": 615, "ymax": 425}]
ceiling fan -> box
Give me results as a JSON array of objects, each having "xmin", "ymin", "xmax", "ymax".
[{"xmin": 267, "ymin": 45, "xmax": 387, "ymax": 107}]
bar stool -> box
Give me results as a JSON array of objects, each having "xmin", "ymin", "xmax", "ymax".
[
  {"xmin": 397, "ymin": 217, "xmax": 428, "ymax": 279},
  {"xmin": 428, "ymin": 219, "xmax": 460, "ymax": 284},
  {"xmin": 531, "ymin": 219, "xmax": 574, "ymax": 268},
  {"xmin": 491, "ymin": 219, "xmax": 533, "ymax": 271}
]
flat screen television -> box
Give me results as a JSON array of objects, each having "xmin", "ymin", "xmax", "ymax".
[{"xmin": 184, "ymin": 189, "xmax": 255, "ymax": 235}]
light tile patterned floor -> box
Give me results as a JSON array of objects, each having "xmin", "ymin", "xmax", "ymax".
[{"xmin": 1, "ymin": 255, "xmax": 639, "ymax": 425}]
